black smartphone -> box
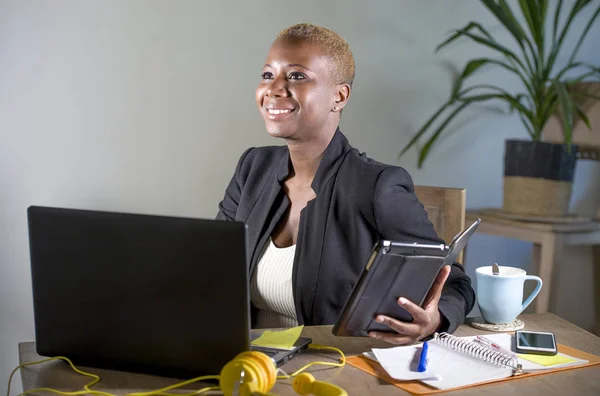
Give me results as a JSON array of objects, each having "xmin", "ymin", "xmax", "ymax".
[{"xmin": 515, "ymin": 330, "xmax": 558, "ymax": 356}]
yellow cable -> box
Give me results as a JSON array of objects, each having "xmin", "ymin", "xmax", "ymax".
[
  {"xmin": 7, "ymin": 356, "xmax": 114, "ymax": 396},
  {"xmin": 16, "ymin": 386, "xmax": 112, "ymax": 396},
  {"xmin": 6, "ymin": 356, "xmax": 219, "ymax": 396},
  {"xmin": 125, "ymin": 375, "xmax": 219, "ymax": 396},
  {"xmin": 128, "ymin": 387, "xmax": 220, "ymax": 396},
  {"xmin": 276, "ymin": 344, "xmax": 346, "ymax": 380},
  {"xmin": 106, "ymin": 390, "xmax": 219, "ymax": 396},
  {"xmin": 7, "ymin": 343, "xmax": 346, "ymax": 396}
]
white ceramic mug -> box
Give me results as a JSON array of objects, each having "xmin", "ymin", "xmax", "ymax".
[{"xmin": 476, "ymin": 265, "xmax": 543, "ymax": 324}]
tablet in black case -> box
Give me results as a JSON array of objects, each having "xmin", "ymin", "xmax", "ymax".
[{"xmin": 332, "ymin": 219, "xmax": 481, "ymax": 337}]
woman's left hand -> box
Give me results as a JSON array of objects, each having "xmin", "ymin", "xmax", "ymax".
[{"xmin": 368, "ymin": 265, "xmax": 451, "ymax": 345}]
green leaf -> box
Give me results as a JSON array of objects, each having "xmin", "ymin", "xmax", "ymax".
[
  {"xmin": 418, "ymin": 102, "xmax": 470, "ymax": 168},
  {"xmin": 435, "ymin": 19, "xmax": 535, "ymax": 77},
  {"xmin": 481, "ymin": 0, "xmax": 527, "ymax": 43},
  {"xmin": 436, "ymin": 22, "xmax": 494, "ymax": 52},
  {"xmin": 463, "ymin": 93, "xmax": 533, "ymax": 120},
  {"xmin": 450, "ymin": 59, "xmax": 491, "ymax": 98},
  {"xmin": 458, "ymin": 84, "xmax": 534, "ymax": 119},
  {"xmin": 571, "ymin": 68, "xmax": 600, "ymax": 84},
  {"xmin": 450, "ymin": 76, "xmax": 463, "ymax": 101},
  {"xmin": 456, "ymin": 57, "xmax": 536, "ymax": 97},
  {"xmin": 519, "ymin": 0, "xmax": 539, "ymax": 41},
  {"xmin": 508, "ymin": 93, "xmax": 526, "ymax": 113},
  {"xmin": 478, "ymin": 58, "xmax": 519, "ymax": 74},
  {"xmin": 456, "ymin": 31, "xmax": 528, "ymax": 72},
  {"xmin": 481, "ymin": 0, "xmax": 537, "ymax": 75},
  {"xmin": 414, "ymin": 89, "xmax": 536, "ymax": 167},
  {"xmin": 398, "ymin": 101, "xmax": 452, "ymax": 159},
  {"xmin": 553, "ymin": 61, "xmax": 600, "ymax": 81},
  {"xmin": 462, "ymin": 58, "xmax": 489, "ymax": 78},
  {"xmin": 459, "ymin": 57, "xmax": 528, "ymax": 80},
  {"xmin": 539, "ymin": 91, "xmax": 557, "ymax": 135},
  {"xmin": 546, "ymin": 0, "xmax": 595, "ymax": 79},
  {"xmin": 518, "ymin": 112, "xmax": 536, "ymax": 139},
  {"xmin": 553, "ymin": 81, "xmax": 574, "ymax": 146},
  {"xmin": 539, "ymin": 0, "xmax": 549, "ymax": 31},
  {"xmin": 570, "ymin": 91, "xmax": 600, "ymax": 102},
  {"xmin": 575, "ymin": 104, "xmax": 592, "ymax": 131},
  {"xmin": 518, "ymin": 0, "xmax": 547, "ymax": 67},
  {"xmin": 567, "ymin": 3, "xmax": 600, "ymax": 65},
  {"xmin": 552, "ymin": 0, "xmax": 564, "ymax": 43}
]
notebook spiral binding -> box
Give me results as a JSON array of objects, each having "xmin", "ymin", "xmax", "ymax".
[{"xmin": 433, "ymin": 332, "xmax": 523, "ymax": 375}]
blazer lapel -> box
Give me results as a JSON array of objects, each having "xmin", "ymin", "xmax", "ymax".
[
  {"xmin": 293, "ymin": 129, "xmax": 352, "ymax": 325},
  {"xmin": 246, "ymin": 152, "xmax": 291, "ymax": 277}
]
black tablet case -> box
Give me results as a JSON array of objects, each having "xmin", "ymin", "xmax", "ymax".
[{"xmin": 332, "ymin": 219, "xmax": 481, "ymax": 337}]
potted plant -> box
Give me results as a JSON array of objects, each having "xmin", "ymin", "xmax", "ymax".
[{"xmin": 399, "ymin": 0, "xmax": 600, "ymax": 217}]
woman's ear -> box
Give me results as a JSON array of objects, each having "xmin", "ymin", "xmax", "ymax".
[{"xmin": 331, "ymin": 84, "xmax": 351, "ymax": 113}]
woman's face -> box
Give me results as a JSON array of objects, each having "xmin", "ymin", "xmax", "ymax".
[{"xmin": 256, "ymin": 39, "xmax": 348, "ymax": 141}]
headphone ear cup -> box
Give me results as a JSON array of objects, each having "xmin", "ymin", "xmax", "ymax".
[
  {"xmin": 245, "ymin": 351, "xmax": 278, "ymax": 388},
  {"xmin": 219, "ymin": 351, "xmax": 277, "ymax": 396},
  {"xmin": 292, "ymin": 372, "xmax": 348, "ymax": 396},
  {"xmin": 220, "ymin": 350, "xmax": 347, "ymax": 396}
]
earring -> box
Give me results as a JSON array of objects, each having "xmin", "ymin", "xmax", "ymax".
[{"xmin": 333, "ymin": 106, "xmax": 338, "ymax": 111}]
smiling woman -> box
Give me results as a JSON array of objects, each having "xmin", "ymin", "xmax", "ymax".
[
  {"xmin": 216, "ymin": 23, "xmax": 476, "ymax": 345},
  {"xmin": 255, "ymin": 24, "xmax": 354, "ymax": 143}
]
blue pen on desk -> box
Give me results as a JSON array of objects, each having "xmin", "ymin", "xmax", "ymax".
[{"xmin": 417, "ymin": 341, "xmax": 429, "ymax": 372}]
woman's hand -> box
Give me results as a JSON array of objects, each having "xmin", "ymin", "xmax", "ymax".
[{"xmin": 368, "ymin": 265, "xmax": 451, "ymax": 345}]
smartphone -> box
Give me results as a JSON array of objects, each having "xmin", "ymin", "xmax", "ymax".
[{"xmin": 515, "ymin": 330, "xmax": 558, "ymax": 356}]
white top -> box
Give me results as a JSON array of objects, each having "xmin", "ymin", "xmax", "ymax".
[{"xmin": 250, "ymin": 238, "xmax": 299, "ymax": 328}]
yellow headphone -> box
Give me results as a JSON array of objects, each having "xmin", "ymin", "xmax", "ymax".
[
  {"xmin": 219, "ymin": 350, "xmax": 348, "ymax": 396},
  {"xmin": 9, "ymin": 346, "xmax": 348, "ymax": 396}
]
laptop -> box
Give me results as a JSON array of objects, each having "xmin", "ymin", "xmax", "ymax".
[{"xmin": 27, "ymin": 205, "xmax": 310, "ymax": 378}]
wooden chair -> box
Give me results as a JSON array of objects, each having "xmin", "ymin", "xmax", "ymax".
[{"xmin": 414, "ymin": 185, "xmax": 467, "ymax": 264}]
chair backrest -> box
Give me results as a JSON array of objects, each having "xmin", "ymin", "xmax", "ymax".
[{"xmin": 414, "ymin": 185, "xmax": 467, "ymax": 264}]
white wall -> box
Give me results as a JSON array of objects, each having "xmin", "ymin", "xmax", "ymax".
[{"xmin": 1, "ymin": 0, "xmax": 598, "ymax": 391}]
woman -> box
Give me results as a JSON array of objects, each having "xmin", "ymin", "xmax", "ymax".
[{"xmin": 216, "ymin": 23, "xmax": 475, "ymax": 345}]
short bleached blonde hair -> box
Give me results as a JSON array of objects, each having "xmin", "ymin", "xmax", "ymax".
[{"xmin": 276, "ymin": 23, "xmax": 355, "ymax": 87}]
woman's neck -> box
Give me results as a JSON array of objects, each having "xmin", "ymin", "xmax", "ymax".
[{"xmin": 286, "ymin": 128, "xmax": 336, "ymax": 187}]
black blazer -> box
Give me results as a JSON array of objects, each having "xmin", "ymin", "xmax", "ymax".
[{"xmin": 216, "ymin": 129, "xmax": 475, "ymax": 333}]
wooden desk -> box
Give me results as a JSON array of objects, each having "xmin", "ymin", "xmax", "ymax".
[
  {"xmin": 17, "ymin": 313, "xmax": 600, "ymax": 396},
  {"xmin": 466, "ymin": 209, "xmax": 600, "ymax": 332}
]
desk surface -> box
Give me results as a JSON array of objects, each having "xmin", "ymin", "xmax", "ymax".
[{"xmin": 18, "ymin": 313, "xmax": 600, "ymax": 396}]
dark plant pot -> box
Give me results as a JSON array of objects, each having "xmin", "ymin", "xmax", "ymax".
[{"xmin": 503, "ymin": 139, "xmax": 578, "ymax": 217}]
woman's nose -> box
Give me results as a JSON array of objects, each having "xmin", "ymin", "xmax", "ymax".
[{"xmin": 265, "ymin": 76, "xmax": 289, "ymax": 97}]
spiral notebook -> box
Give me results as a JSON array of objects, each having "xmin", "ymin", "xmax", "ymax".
[{"xmin": 347, "ymin": 332, "xmax": 600, "ymax": 394}]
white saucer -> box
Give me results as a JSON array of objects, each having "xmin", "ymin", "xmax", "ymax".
[{"xmin": 468, "ymin": 317, "xmax": 525, "ymax": 332}]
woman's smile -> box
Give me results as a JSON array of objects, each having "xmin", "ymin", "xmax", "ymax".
[{"xmin": 264, "ymin": 103, "xmax": 297, "ymax": 120}]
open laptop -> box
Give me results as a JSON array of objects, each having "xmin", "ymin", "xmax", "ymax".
[{"xmin": 27, "ymin": 205, "xmax": 310, "ymax": 378}]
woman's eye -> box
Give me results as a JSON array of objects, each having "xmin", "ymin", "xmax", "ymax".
[
  {"xmin": 288, "ymin": 72, "xmax": 306, "ymax": 80},
  {"xmin": 261, "ymin": 72, "xmax": 273, "ymax": 80}
]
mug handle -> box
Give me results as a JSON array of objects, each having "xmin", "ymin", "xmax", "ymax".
[{"xmin": 520, "ymin": 275, "xmax": 543, "ymax": 313}]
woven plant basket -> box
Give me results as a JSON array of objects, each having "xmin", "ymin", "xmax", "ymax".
[
  {"xmin": 503, "ymin": 176, "xmax": 572, "ymax": 216},
  {"xmin": 503, "ymin": 140, "xmax": 577, "ymax": 217}
]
